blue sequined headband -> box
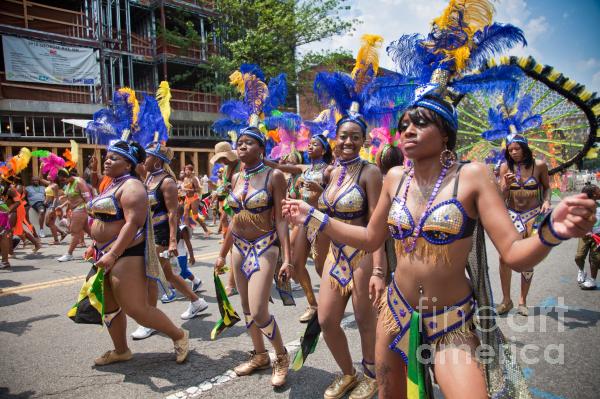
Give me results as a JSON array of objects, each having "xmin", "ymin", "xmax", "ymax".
[
  {"xmin": 413, "ymin": 97, "xmax": 458, "ymax": 132},
  {"xmin": 313, "ymin": 134, "xmax": 330, "ymax": 151},
  {"xmin": 108, "ymin": 142, "xmax": 139, "ymax": 165},
  {"xmin": 337, "ymin": 115, "xmax": 367, "ymax": 134},
  {"xmin": 238, "ymin": 126, "xmax": 266, "ymax": 147},
  {"xmin": 506, "ymin": 133, "xmax": 528, "ymax": 146},
  {"xmin": 145, "ymin": 142, "xmax": 171, "ymax": 164}
]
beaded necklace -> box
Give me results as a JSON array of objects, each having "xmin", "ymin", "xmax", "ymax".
[
  {"xmin": 515, "ymin": 163, "xmax": 522, "ymax": 186},
  {"xmin": 242, "ymin": 161, "xmax": 266, "ymax": 199},
  {"xmin": 398, "ymin": 166, "xmax": 448, "ymax": 253},
  {"xmin": 337, "ymin": 156, "xmax": 361, "ymax": 187}
]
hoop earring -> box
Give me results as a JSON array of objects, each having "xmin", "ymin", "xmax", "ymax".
[
  {"xmin": 153, "ymin": 162, "xmax": 161, "ymax": 171},
  {"xmin": 440, "ymin": 147, "xmax": 456, "ymax": 168}
]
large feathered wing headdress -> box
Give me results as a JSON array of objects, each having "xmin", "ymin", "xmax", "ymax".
[{"xmin": 456, "ymin": 56, "xmax": 600, "ymax": 175}]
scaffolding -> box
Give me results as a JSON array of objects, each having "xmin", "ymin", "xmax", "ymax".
[{"xmin": 0, "ymin": 0, "xmax": 221, "ymax": 144}]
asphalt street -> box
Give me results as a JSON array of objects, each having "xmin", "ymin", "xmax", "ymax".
[{"xmin": 0, "ymin": 224, "xmax": 599, "ymax": 399}]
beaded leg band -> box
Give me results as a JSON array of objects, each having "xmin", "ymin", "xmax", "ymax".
[
  {"xmin": 244, "ymin": 313, "xmax": 254, "ymax": 329},
  {"xmin": 103, "ymin": 308, "xmax": 122, "ymax": 328},
  {"xmin": 257, "ymin": 315, "xmax": 278, "ymax": 341},
  {"xmin": 521, "ymin": 270, "xmax": 534, "ymax": 282},
  {"xmin": 362, "ymin": 359, "xmax": 376, "ymax": 378}
]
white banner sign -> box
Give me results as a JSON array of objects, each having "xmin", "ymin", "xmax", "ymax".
[{"xmin": 2, "ymin": 35, "xmax": 100, "ymax": 86}]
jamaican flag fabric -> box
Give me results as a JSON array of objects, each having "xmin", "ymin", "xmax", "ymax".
[
  {"xmin": 211, "ymin": 271, "xmax": 241, "ymax": 340},
  {"xmin": 291, "ymin": 310, "xmax": 321, "ymax": 370},
  {"xmin": 407, "ymin": 311, "xmax": 427, "ymax": 399},
  {"xmin": 67, "ymin": 265, "xmax": 104, "ymax": 325}
]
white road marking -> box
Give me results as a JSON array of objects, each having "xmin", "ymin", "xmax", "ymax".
[{"xmin": 165, "ymin": 314, "xmax": 356, "ymax": 398}]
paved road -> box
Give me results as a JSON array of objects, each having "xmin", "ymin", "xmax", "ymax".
[{"xmin": 0, "ymin": 226, "xmax": 599, "ymax": 399}]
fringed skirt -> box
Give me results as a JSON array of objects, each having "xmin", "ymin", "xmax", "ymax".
[
  {"xmin": 326, "ymin": 240, "xmax": 366, "ymax": 296},
  {"xmin": 379, "ymin": 278, "xmax": 476, "ymax": 364}
]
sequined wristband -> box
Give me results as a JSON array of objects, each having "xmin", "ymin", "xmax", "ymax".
[
  {"xmin": 307, "ymin": 209, "xmax": 329, "ymax": 233},
  {"xmin": 538, "ymin": 211, "xmax": 568, "ymax": 247},
  {"xmin": 304, "ymin": 207, "xmax": 315, "ymax": 227}
]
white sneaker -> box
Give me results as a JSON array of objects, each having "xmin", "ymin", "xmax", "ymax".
[
  {"xmin": 581, "ymin": 277, "xmax": 597, "ymax": 290},
  {"xmin": 131, "ymin": 326, "xmax": 157, "ymax": 340},
  {"xmin": 57, "ymin": 254, "xmax": 74, "ymax": 262},
  {"xmin": 181, "ymin": 298, "xmax": 208, "ymax": 320},
  {"xmin": 577, "ymin": 270, "xmax": 587, "ymax": 284},
  {"xmin": 291, "ymin": 281, "xmax": 303, "ymax": 292},
  {"xmin": 39, "ymin": 231, "xmax": 46, "ymax": 238}
]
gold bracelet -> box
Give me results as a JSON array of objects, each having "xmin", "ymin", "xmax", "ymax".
[{"xmin": 106, "ymin": 252, "xmax": 119, "ymax": 260}]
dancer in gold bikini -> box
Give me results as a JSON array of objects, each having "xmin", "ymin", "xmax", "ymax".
[
  {"xmin": 215, "ymin": 125, "xmax": 292, "ymax": 387},
  {"xmin": 497, "ymin": 134, "xmax": 550, "ymax": 316}
]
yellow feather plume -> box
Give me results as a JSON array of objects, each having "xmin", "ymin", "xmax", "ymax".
[
  {"xmin": 10, "ymin": 147, "xmax": 32, "ymax": 175},
  {"xmin": 352, "ymin": 34, "xmax": 384, "ymax": 92},
  {"xmin": 156, "ymin": 81, "xmax": 172, "ymax": 133},
  {"xmin": 432, "ymin": 0, "xmax": 495, "ymax": 72},
  {"xmin": 548, "ymin": 69, "xmax": 561, "ymax": 82},
  {"xmin": 229, "ymin": 71, "xmax": 245, "ymax": 95},
  {"xmin": 579, "ymin": 90, "xmax": 592, "ymax": 102},
  {"xmin": 585, "ymin": 147, "xmax": 598, "ymax": 160},
  {"xmin": 117, "ymin": 87, "xmax": 140, "ymax": 129},
  {"xmin": 70, "ymin": 140, "xmax": 79, "ymax": 165}
]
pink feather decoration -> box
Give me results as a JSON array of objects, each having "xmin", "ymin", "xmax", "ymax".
[
  {"xmin": 40, "ymin": 153, "xmax": 65, "ymax": 181},
  {"xmin": 369, "ymin": 127, "xmax": 401, "ymax": 156}
]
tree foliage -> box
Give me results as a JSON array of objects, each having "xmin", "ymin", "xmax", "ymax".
[{"xmin": 174, "ymin": 0, "xmax": 359, "ymax": 104}]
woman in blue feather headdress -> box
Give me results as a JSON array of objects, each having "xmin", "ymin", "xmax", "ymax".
[
  {"xmin": 78, "ymin": 86, "xmax": 191, "ymax": 366},
  {"xmin": 490, "ymin": 96, "xmax": 551, "ymax": 317},
  {"xmin": 283, "ymin": 1, "xmax": 597, "ymax": 398},
  {"xmin": 129, "ymin": 89, "xmax": 211, "ymax": 341},
  {"xmin": 213, "ymin": 65, "xmax": 294, "ymax": 388}
]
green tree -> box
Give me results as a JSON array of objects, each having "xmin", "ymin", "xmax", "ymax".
[{"xmin": 180, "ymin": 0, "xmax": 359, "ymax": 103}]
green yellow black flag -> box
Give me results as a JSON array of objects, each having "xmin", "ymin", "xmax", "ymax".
[{"xmin": 211, "ymin": 271, "xmax": 241, "ymax": 340}]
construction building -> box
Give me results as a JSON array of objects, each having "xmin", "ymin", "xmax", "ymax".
[{"xmin": 0, "ymin": 0, "xmax": 224, "ymax": 179}]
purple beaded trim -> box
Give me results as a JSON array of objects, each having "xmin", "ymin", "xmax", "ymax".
[
  {"xmin": 242, "ymin": 162, "xmax": 266, "ymax": 198},
  {"xmin": 336, "ymin": 156, "xmax": 361, "ymax": 187},
  {"xmin": 398, "ymin": 166, "xmax": 448, "ymax": 253}
]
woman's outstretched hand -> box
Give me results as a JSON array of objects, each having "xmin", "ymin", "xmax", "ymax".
[
  {"xmin": 551, "ymin": 194, "xmax": 597, "ymax": 238},
  {"xmin": 281, "ymin": 199, "xmax": 312, "ymax": 225}
]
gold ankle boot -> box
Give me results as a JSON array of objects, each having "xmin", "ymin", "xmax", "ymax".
[
  {"xmin": 324, "ymin": 370, "xmax": 358, "ymax": 399},
  {"xmin": 299, "ymin": 306, "xmax": 317, "ymax": 323},
  {"xmin": 349, "ymin": 374, "xmax": 378, "ymax": 399},
  {"xmin": 234, "ymin": 350, "xmax": 271, "ymax": 376},
  {"xmin": 271, "ymin": 350, "xmax": 290, "ymax": 387},
  {"xmin": 94, "ymin": 349, "xmax": 132, "ymax": 366}
]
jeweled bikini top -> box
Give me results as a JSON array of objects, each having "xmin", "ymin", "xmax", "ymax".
[
  {"xmin": 318, "ymin": 160, "xmax": 367, "ymax": 220},
  {"xmin": 388, "ymin": 164, "xmax": 475, "ymax": 245},
  {"xmin": 87, "ymin": 175, "xmax": 132, "ymax": 222},
  {"xmin": 227, "ymin": 168, "xmax": 273, "ymax": 215},
  {"xmin": 509, "ymin": 163, "xmax": 539, "ymax": 191}
]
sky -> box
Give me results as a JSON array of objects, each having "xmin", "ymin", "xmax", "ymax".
[{"xmin": 299, "ymin": 0, "xmax": 600, "ymax": 93}]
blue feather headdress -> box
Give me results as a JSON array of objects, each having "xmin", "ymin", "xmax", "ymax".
[
  {"xmin": 86, "ymin": 89, "xmax": 138, "ymax": 145},
  {"xmin": 481, "ymin": 94, "xmax": 542, "ymax": 143},
  {"xmin": 380, "ymin": 0, "xmax": 527, "ymax": 121},
  {"xmin": 136, "ymin": 95, "xmax": 168, "ymax": 148},
  {"xmin": 213, "ymin": 65, "xmax": 289, "ymax": 147}
]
